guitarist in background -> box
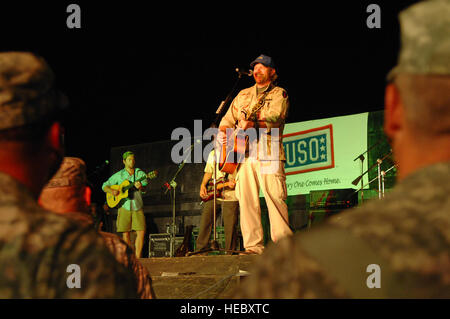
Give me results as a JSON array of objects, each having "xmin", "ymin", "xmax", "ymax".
[
  {"xmin": 196, "ymin": 150, "xmax": 239, "ymax": 255},
  {"xmin": 218, "ymin": 54, "xmax": 293, "ymax": 255},
  {"xmin": 102, "ymin": 151, "xmax": 148, "ymax": 258}
]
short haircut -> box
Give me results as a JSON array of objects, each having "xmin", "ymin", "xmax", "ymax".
[{"xmin": 122, "ymin": 151, "xmax": 135, "ymax": 160}]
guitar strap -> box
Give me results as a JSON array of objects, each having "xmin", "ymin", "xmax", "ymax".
[
  {"xmin": 250, "ymin": 84, "xmax": 273, "ymax": 143},
  {"xmin": 244, "ymin": 84, "xmax": 272, "ymax": 122},
  {"xmin": 254, "ymin": 86, "xmax": 271, "ymax": 117},
  {"xmin": 129, "ymin": 169, "xmax": 136, "ymax": 201}
]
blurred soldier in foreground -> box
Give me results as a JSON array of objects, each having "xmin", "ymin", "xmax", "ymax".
[
  {"xmin": 39, "ymin": 157, "xmax": 155, "ymax": 298},
  {"xmin": 238, "ymin": 0, "xmax": 450, "ymax": 298},
  {"xmin": 0, "ymin": 52, "xmax": 137, "ymax": 298}
]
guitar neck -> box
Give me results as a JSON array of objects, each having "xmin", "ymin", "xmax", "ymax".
[
  {"xmin": 242, "ymin": 89, "xmax": 271, "ymax": 121},
  {"xmin": 123, "ymin": 171, "xmax": 156, "ymax": 191},
  {"xmin": 207, "ymin": 179, "xmax": 232, "ymax": 191}
]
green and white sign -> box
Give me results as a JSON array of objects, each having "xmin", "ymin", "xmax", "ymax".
[{"xmin": 282, "ymin": 112, "xmax": 369, "ymax": 196}]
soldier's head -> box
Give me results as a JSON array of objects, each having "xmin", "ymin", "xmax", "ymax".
[
  {"xmin": 0, "ymin": 52, "xmax": 68, "ymax": 196},
  {"xmin": 39, "ymin": 157, "xmax": 92, "ymax": 222},
  {"xmin": 384, "ymin": 0, "xmax": 450, "ymax": 180},
  {"xmin": 250, "ymin": 54, "xmax": 278, "ymax": 87},
  {"xmin": 122, "ymin": 151, "xmax": 135, "ymax": 169}
]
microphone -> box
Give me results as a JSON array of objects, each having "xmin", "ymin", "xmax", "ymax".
[
  {"xmin": 96, "ymin": 160, "xmax": 109, "ymax": 168},
  {"xmin": 236, "ymin": 68, "xmax": 253, "ymax": 76},
  {"xmin": 87, "ymin": 160, "xmax": 110, "ymax": 178}
]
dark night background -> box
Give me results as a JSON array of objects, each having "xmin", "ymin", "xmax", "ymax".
[{"xmin": 0, "ymin": 0, "xmax": 420, "ymax": 201}]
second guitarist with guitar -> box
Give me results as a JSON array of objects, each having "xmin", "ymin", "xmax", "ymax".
[
  {"xmin": 102, "ymin": 151, "xmax": 148, "ymax": 258},
  {"xmin": 196, "ymin": 150, "xmax": 240, "ymax": 255}
]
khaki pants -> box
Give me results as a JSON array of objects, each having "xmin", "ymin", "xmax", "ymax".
[
  {"xmin": 235, "ymin": 158, "xmax": 292, "ymax": 254},
  {"xmin": 196, "ymin": 200, "xmax": 239, "ymax": 253}
]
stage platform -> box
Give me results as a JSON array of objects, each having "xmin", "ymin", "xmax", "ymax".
[{"xmin": 139, "ymin": 255, "xmax": 260, "ymax": 299}]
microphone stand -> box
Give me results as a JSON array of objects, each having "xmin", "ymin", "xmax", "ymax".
[
  {"xmin": 350, "ymin": 152, "xmax": 394, "ymax": 199},
  {"xmin": 187, "ymin": 72, "xmax": 247, "ymax": 256},
  {"xmin": 212, "ymin": 71, "xmax": 246, "ymax": 126},
  {"xmin": 366, "ymin": 164, "xmax": 397, "ymax": 197},
  {"xmin": 377, "ymin": 159, "xmax": 382, "ymax": 199},
  {"xmin": 351, "ymin": 146, "xmax": 390, "ymax": 189},
  {"xmin": 211, "ymin": 141, "xmax": 220, "ymax": 251},
  {"xmin": 163, "ymin": 143, "xmax": 195, "ymax": 257},
  {"xmin": 376, "ymin": 153, "xmax": 394, "ymax": 199},
  {"xmin": 352, "ymin": 138, "xmax": 383, "ymax": 204}
]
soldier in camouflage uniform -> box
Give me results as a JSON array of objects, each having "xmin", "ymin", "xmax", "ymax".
[
  {"xmin": 39, "ymin": 157, "xmax": 153, "ymax": 299},
  {"xmin": 0, "ymin": 52, "xmax": 138, "ymax": 298},
  {"xmin": 238, "ymin": 0, "xmax": 450, "ymax": 298},
  {"xmin": 218, "ymin": 54, "xmax": 293, "ymax": 255},
  {"xmin": 39, "ymin": 157, "xmax": 155, "ymax": 299}
]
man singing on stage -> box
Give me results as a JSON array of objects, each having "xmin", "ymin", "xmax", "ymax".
[
  {"xmin": 102, "ymin": 151, "xmax": 147, "ymax": 258},
  {"xmin": 218, "ymin": 54, "xmax": 293, "ymax": 254}
]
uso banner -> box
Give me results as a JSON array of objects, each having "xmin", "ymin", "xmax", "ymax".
[{"xmin": 281, "ymin": 112, "xmax": 369, "ymax": 196}]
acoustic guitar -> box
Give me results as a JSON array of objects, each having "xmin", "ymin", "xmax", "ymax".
[
  {"xmin": 218, "ymin": 89, "xmax": 270, "ymax": 174},
  {"xmin": 201, "ymin": 177, "xmax": 235, "ymax": 202},
  {"xmin": 106, "ymin": 170, "xmax": 158, "ymax": 208}
]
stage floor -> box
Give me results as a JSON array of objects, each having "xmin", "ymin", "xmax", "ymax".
[{"xmin": 139, "ymin": 255, "xmax": 260, "ymax": 299}]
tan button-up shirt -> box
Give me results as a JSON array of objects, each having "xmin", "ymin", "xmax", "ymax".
[{"xmin": 219, "ymin": 83, "xmax": 289, "ymax": 161}]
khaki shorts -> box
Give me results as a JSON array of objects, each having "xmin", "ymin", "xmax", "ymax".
[{"xmin": 116, "ymin": 207, "xmax": 146, "ymax": 232}]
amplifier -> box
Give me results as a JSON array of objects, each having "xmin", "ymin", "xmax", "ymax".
[
  {"xmin": 149, "ymin": 233, "xmax": 184, "ymax": 257},
  {"xmin": 308, "ymin": 209, "xmax": 343, "ymax": 228},
  {"xmin": 309, "ymin": 188, "xmax": 358, "ymax": 210}
]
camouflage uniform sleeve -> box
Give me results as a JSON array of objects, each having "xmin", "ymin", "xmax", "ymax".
[
  {"xmin": 129, "ymin": 255, "xmax": 154, "ymax": 299},
  {"xmin": 100, "ymin": 231, "xmax": 154, "ymax": 299},
  {"xmin": 259, "ymin": 88, "xmax": 289, "ymax": 129},
  {"xmin": 52, "ymin": 225, "xmax": 139, "ymax": 298},
  {"xmin": 237, "ymin": 235, "xmax": 348, "ymax": 299}
]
